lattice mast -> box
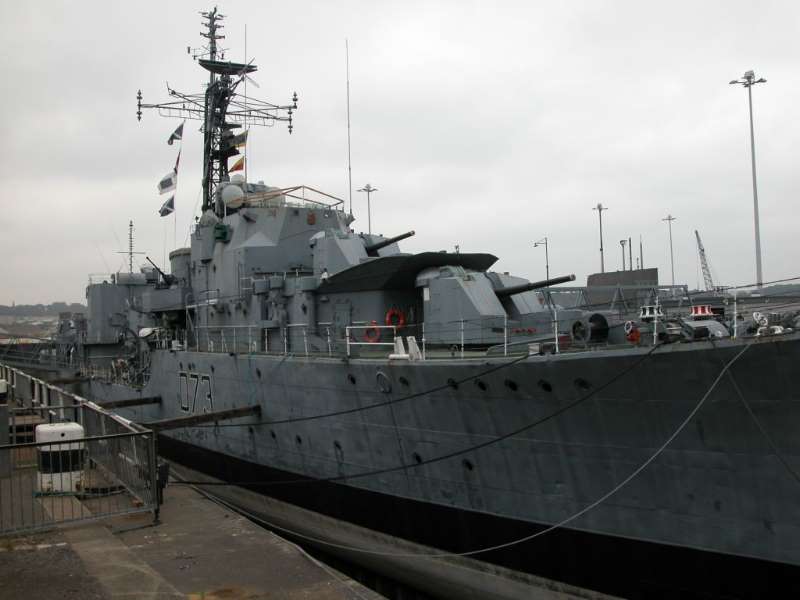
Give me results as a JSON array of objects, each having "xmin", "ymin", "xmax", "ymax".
[
  {"xmin": 116, "ymin": 220, "xmax": 144, "ymax": 274},
  {"xmin": 200, "ymin": 7, "xmax": 225, "ymax": 212},
  {"xmin": 136, "ymin": 7, "xmax": 298, "ymax": 216},
  {"xmin": 695, "ymin": 230, "xmax": 715, "ymax": 291}
]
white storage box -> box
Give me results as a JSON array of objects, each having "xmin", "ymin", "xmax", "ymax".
[{"xmin": 35, "ymin": 422, "xmax": 85, "ymax": 493}]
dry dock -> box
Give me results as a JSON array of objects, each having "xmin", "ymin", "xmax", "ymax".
[{"xmin": 0, "ymin": 479, "xmax": 382, "ymax": 600}]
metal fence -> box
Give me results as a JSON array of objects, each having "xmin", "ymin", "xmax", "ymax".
[{"xmin": 0, "ymin": 363, "xmax": 160, "ymax": 536}]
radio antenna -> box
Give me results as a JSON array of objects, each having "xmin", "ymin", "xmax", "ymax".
[
  {"xmin": 346, "ymin": 39, "xmax": 353, "ymax": 217},
  {"xmin": 116, "ymin": 220, "xmax": 145, "ymax": 273},
  {"xmin": 137, "ymin": 9, "xmax": 298, "ymax": 216}
]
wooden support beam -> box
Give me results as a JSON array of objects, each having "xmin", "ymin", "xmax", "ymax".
[
  {"xmin": 142, "ymin": 405, "xmax": 261, "ymax": 431},
  {"xmin": 98, "ymin": 396, "xmax": 162, "ymax": 409}
]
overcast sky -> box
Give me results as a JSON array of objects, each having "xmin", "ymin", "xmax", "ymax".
[{"xmin": 1, "ymin": 1, "xmax": 798, "ymax": 305}]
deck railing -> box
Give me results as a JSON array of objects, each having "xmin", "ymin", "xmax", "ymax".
[{"xmin": 0, "ymin": 363, "xmax": 161, "ymax": 536}]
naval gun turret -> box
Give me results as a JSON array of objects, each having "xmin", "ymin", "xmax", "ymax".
[
  {"xmin": 145, "ymin": 257, "xmax": 175, "ymax": 287},
  {"xmin": 494, "ymin": 274, "xmax": 576, "ymax": 297},
  {"xmin": 365, "ymin": 231, "xmax": 416, "ymax": 256}
]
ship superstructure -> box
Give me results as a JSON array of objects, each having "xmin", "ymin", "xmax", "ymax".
[{"xmin": 54, "ymin": 9, "xmax": 800, "ymax": 599}]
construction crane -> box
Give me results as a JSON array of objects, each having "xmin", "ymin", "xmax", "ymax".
[{"xmin": 695, "ymin": 230, "xmax": 715, "ymax": 291}]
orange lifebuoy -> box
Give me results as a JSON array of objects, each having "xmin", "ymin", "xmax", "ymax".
[
  {"xmin": 625, "ymin": 324, "xmax": 641, "ymax": 344},
  {"xmin": 385, "ymin": 307, "xmax": 406, "ymax": 329},
  {"xmin": 364, "ymin": 320, "xmax": 381, "ymax": 343}
]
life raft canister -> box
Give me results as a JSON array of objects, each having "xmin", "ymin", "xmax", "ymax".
[
  {"xmin": 364, "ymin": 320, "xmax": 381, "ymax": 343},
  {"xmin": 385, "ymin": 307, "xmax": 406, "ymax": 330}
]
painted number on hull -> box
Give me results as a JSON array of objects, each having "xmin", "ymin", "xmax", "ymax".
[{"xmin": 177, "ymin": 372, "xmax": 214, "ymax": 413}]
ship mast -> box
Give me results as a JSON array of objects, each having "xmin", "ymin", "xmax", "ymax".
[
  {"xmin": 200, "ymin": 7, "xmax": 225, "ymax": 214},
  {"xmin": 136, "ymin": 8, "xmax": 298, "ymax": 217},
  {"xmin": 116, "ymin": 220, "xmax": 144, "ymax": 274}
]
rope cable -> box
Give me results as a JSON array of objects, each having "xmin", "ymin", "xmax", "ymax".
[
  {"xmin": 726, "ymin": 371, "xmax": 800, "ymax": 487},
  {"xmin": 176, "ymin": 343, "xmax": 750, "ymax": 559},
  {"xmin": 175, "ymin": 344, "xmax": 662, "ymax": 487},
  {"xmin": 192, "ymin": 351, "xmax": 533, "ymax": 428}
]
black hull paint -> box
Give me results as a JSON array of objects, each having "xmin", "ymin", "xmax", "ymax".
[{"xmin": 159, "ymin": 434, "xmax": 800, "ymax": 599}]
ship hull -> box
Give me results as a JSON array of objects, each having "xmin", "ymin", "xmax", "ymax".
[
  {"xmin": 84, "ymin": 334, "xmax": 800, "ymax": 598},
  {"xmin": 158, "ymin": 433, "xmax": 798, "ymax": 599}
]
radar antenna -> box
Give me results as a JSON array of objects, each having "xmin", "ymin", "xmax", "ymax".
[{"xmin": 136, "ymin": 7, "xmax": 298, "ymax": 216}]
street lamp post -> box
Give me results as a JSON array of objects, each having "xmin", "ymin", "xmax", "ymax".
[
  {"xmin": 592, "ymin": 203, "xmax": 607, "ymax": 273},
  {"xmin": 730, "ymin": 70, "xmax": 767, "ymax": 288},
  {"xmin": 663, "ymin": 214, "xmax": 676, "ymax": 287},
  {"xmin": 619, "ymin": 239, "xmax": 627, "ymax": 271},
  {"xmin": 534, "ymin": 237, "xmax": 549, "ymax": 281},
  {"xmin": 357, "ymin": 183, "xmax": 378, "ymax": 235}
]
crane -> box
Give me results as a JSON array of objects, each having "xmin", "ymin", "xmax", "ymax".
[{"xmin": 695, "ymin": 230, "xmax": 715, "ymax": 291}]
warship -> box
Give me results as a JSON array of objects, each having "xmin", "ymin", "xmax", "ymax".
[{"xmin": 43, "ymin": 9, "xmax": 800, "ymax": 599}]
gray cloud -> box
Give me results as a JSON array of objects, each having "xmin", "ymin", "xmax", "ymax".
[{"xmin": 1, "ymin": 0, "xmax": 798, "ymax": 304}]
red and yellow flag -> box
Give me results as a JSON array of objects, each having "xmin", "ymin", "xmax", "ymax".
[{"xmin": 230, "ymin": 156, "xmax": 245, "ymax": 172}]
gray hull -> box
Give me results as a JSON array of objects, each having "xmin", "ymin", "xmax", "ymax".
[{"xmin": 83, "ymin": 333, "xmax": 800, "ymax": 596}]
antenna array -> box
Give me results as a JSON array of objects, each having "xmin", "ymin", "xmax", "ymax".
[{"xmin": 136, "ymin": 8, "xmax": 298, "ymax": 215}]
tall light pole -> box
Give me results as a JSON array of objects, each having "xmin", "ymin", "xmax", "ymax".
[
  {"xmin": 663, "ymin": 214, "xmax": 676, "ymax": 287},
  {"xmin": 534, "ymin": 237, "xmax": 549, "ymax": 281},
  {"xmin": 357, "ymin": 183, "xmax": 377, "ymax": 234},
  {"xmin": 730, "ymin": 70, "xmax": 767, "ymax": 288},
  {"xmin": 593, "ymin": 203, "xmax": 607, "ymax": 273},
  {"xmin": 619, "ymin": 239, "xmax": 627, "ymax": 271}
]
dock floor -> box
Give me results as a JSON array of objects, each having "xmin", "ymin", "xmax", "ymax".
[{"xmin": 0, "ymin": 481, "xmax": 383, "ymax": 600}]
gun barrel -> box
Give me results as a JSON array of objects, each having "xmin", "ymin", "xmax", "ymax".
[
  {"xmin": 146, "ymin": 256, "xmax": 174, "ymax": 284},
  {"xmin": 365, "ymin": 230, "xmax": 416, "ymax": 253},
  {"xmin": 495, "ymin": 274, "xmax": 576, "ymax": 297}
]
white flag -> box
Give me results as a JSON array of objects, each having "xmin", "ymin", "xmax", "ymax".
[{"xmin": 157, "ymin": 169, "xmax": 177, "ymax": 195}]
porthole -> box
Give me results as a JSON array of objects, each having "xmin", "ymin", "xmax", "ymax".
[
  {"xmin": 376, "ymin": 371, "xmax": 392, "ymax": 394},
  {"xmin": 462, "ymin": 459, "xmax": 474, "ymax": 471},
  {"xmin": 412, "ymin": 452, "xmax": 423, "ymax": 464},
  {"xmin": 256, "ymin": 368, "xmax": 262, "ymax": 379},
  {"xmin": 210, "ymin": 364, "xmax": 215, "ymax": 373},
  {"xmin": 538, "ymin": 379, "xmax": 553, "ymax": 393},
  {"xmin": 447, "ymin": 378, "xmax": 459, "ymax": 390},
  {"xmin": 333, "ymin": 440, "xmax": 342, "ymax": 450},
  {"xmin": 270, "ymin": 430, "xmax": 277, "ymax": 439},
  {"xmin": 574, "ymin": 378, "xmax": 591, "ymax": 391},
  {"xmin": 248, "ymin": 426, "xmax": 255, "ymax": 434},
  {"xmin": 475, "ymin": 379, "xmax": 487, "ymax": 391},
  {"xmin": 347, "ymin": 374, "xmax": 357, "ymax": 385},
  {"xmin": 295, "ymin": 435, "xmax": 302, "ymax": 445},
  {"xmin": 399, "ymin": 376, "xmax": 410, "ymax": 387},
  {"xmin": 504, "ymin": 379, "xmax": 518, "ymax": 391},
  {"xmin": 179, "ymin": 362, "xmax": 183, "ymax": 369}
]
